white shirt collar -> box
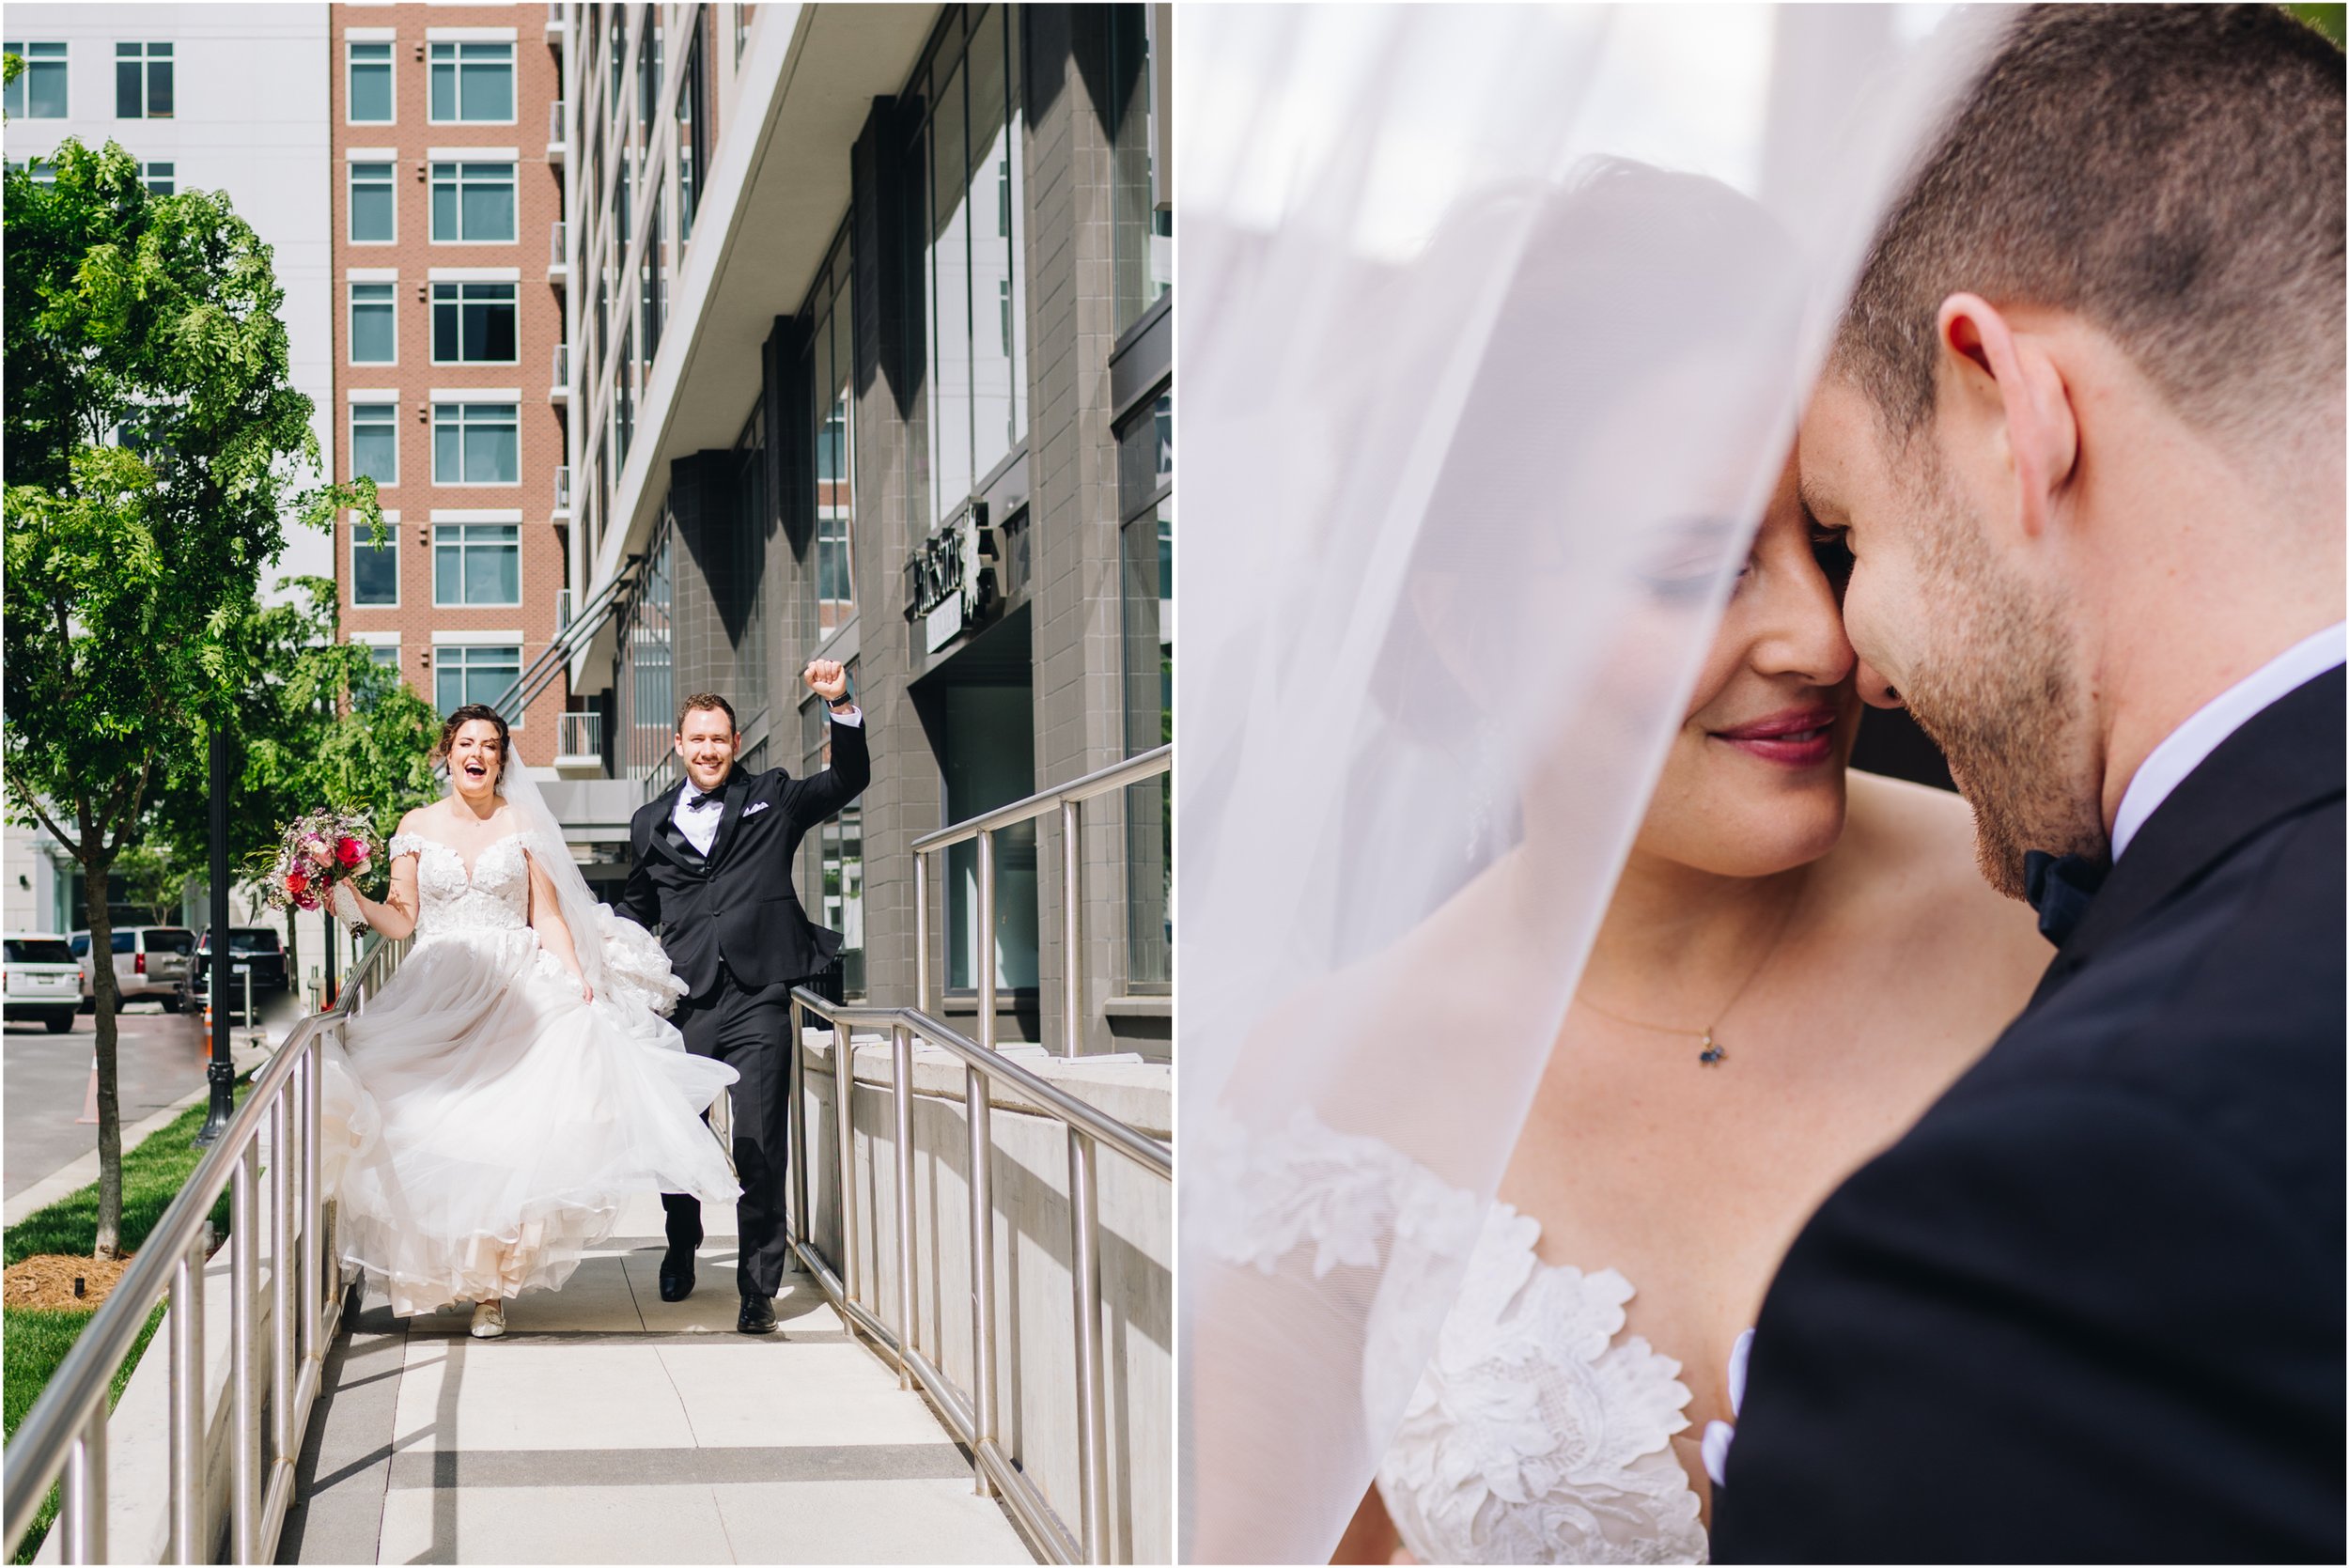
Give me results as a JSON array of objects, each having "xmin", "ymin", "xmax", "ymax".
[{"xmin": 2109, "ymin": 622, "xmax": 2346, "ymax": 862}]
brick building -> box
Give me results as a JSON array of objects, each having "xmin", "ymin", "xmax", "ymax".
[{"xmin": 331, "ymin": 2, "xmax": 572, "ymax": 760}]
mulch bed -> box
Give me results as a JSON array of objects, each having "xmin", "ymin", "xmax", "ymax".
[{"xmin": 3, "ymin": 1255, "xmax": 133, "ymax": 1312}]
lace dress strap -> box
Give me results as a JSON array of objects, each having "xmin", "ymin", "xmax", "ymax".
[
  {"xmin": 388, "ymin": 831, "xmax": 428, "ymax": 859},
  {"xmin": 1193, "ymin": 1103, "xmax": 1484, "ymax": 1279}
]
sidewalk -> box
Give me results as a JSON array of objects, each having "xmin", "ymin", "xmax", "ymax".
[{"xmin": 279, "ymin": 1191, "xmax": 1035, "ymax": 1565}]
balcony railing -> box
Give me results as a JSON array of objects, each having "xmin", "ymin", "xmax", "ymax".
[
  {"xmin": 548, "ymin": 99, "xmax": 567, "ymax": 157},
  {"xmin": 548, "ymin": 221, "xmax": 568, "ymax": 285},
  {"xmin": 553, "ymin": 465, "xmax": 571, "ymax": 513},
  {"xmin": 555, "ymin": 585, "xmax": 573, "ymax": 634},
  {"xmin": 545, "ymin": 1, "xmax": 565, "ymax": 39},
  {"xmin": 551, "ymin": 342, "xmax": 569, "ymax": 403},
  {"xmin": 556, "ymin": 710, "xmax": 603, "ymax": 762}
]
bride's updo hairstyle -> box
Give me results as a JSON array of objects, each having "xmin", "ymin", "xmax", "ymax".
[{"xmin": 431, "ymin": 703, "xmax": 512, "ymax": 787}]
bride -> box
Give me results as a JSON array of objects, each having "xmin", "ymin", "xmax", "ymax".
[
  {"xmin": 1177, "ymin": 8, "xmax": 2016, "ymax": 1561},
  {"xmin": 325, "ymin": 704, "xmax": 739, "ymax": 1339}
]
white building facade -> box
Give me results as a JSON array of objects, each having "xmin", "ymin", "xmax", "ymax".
[{"xmin": 5, "ymin": 4, "xmax": 334, "ymax": 938}]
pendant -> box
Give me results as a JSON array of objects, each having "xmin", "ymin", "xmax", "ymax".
[{"xmin": 1698, "ymin": 1032, "xmax": 1725, "ymax": 1067}]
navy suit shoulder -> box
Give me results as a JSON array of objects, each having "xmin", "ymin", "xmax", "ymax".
[{"xmin": 1713, "ymin": 673, "xmax": 2346, "ymax": 1564}]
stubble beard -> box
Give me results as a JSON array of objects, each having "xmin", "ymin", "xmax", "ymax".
[{"xmin": 1893, "ymin": 483, "xmax": 2108, "ymax": 899}]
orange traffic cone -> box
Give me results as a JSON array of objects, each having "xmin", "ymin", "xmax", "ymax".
[{"xmin": 76, "ymin": 1057, "xmax": 99, "ymax": 1125}]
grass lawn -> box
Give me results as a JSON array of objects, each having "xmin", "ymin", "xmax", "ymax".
[{"xmin": 4, "ymin": 1079, "xmax": 250, "ymax": 1563}]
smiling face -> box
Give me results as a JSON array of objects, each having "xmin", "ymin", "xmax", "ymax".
[
  {"xmin": 1797, "ymin": 375, "xmax": 2104, "ymax": 895},
  {"xmin": 675, "ymin": 706, "xmax": 739, "ymax": 795},
  {"xmin": 1628, "ymin": 458, "xmax": 1860, "ymax": 879},
  {"xmin": 446, "ymin": 720, "xmax": 506, "ymax": 800}
]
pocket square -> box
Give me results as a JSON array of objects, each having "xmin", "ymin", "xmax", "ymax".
[{"xmin": 742, "ymin": 800, "xmax": 770, "ymax": 816}]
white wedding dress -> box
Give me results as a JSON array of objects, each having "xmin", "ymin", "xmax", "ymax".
[
  {"xmin": 323, "ymin": 830, "xmax": 740, "ymax": 1316},
  {"xmin": 1202, "ymin": 1107, "xmax": 1710, "ymax": 1564}
]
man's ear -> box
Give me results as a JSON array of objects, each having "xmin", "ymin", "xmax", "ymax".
[{"xmin": 1935, "ymin": 292, "xmax": 2078, "ymax": 542}]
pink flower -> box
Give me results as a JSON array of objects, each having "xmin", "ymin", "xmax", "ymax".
[
  {"xmin": 293, "ymin": 890, "xmax": 320, "ymax": 911},
  {"xmin": 334, "ymin": 835, "xmax": 366, "ymax": 868}
]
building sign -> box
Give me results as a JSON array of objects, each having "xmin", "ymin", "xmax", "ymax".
[{"xmin": 905, "ymin": 504, "xmax": 1002, "ymax": 654}]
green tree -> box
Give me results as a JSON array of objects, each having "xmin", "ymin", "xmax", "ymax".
[
  {"xmin": 3, "ymin": 141, "xmax": 380, "ymax": 1258},
  {"xmin": 147, "ymin": 577, "xmax": 442, "ymax": 967}
]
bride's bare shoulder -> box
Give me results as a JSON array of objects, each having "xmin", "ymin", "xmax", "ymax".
[{"xmin": 394, "ymin": 803, "xmax": 439, "ymax": 840}]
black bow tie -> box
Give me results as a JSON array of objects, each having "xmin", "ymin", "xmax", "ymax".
[
  {"xmin": 684, "ymin": 789, "xmax": 723, "ymax": 812},
  {"xmin": 2022, "ymin": 850, "xmax": 2108, "ymax": 947}
]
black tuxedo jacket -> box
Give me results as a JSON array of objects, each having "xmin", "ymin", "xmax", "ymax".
[
  {"xmin": 620, "ymin": 716, "xmax": 870, "ymax": 1000},
  {"xmin": 1713, "ymin": 667, "xmax": 2345, "ymax": 1564}
]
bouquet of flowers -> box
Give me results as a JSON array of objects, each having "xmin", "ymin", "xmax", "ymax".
[{"xmin": 257, "ymin": 809, "xmax": 382, "ymax": 914}]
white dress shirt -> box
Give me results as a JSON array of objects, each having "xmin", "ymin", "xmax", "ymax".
[
  {"xmin": 669, "ymin": 704, "xmax": 863, "ymax": 858},
  {"xmin": 2109, "ymin": 623, "xmax": 2345, "ymax": 862}
]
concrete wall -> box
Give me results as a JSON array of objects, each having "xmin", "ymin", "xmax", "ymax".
[{"xmin": 798, "ymin": 1031, "xmax": 1172, "ymax": 1563}]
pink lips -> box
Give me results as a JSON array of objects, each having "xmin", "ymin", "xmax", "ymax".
[{"xmin": 1711, "ymin": 706, "xmax": 1839, "ymax": 768}]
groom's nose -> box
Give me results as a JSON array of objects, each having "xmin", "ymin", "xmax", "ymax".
[{"xmin": 1855, "ymin": 657, "xmax": 1906, "ymax": 710}]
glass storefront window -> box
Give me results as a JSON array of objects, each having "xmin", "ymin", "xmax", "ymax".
[
  {"xmin": 1120, "ymin": 389, "xmax": 1173, "ymax": 989},
  {"xmin": 919, "ymin": 6, "xmax": 1027, "ymax": 527},
  {"xmin": 1110, "ymin": 7, "xmax": 1171, "ymax": 333}
]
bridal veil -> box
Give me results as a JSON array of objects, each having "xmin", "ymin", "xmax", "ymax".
[{"xmin": 1177, "ymin": 8, "xmax": 1999, "ymax": 1560}]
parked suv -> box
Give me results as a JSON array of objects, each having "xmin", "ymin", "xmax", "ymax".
[
  {"xmin": 6, "ymin": 934, "xmax": 84, "ymax": 1032},
  {"xmin": 185, "ymin": 926, "xmax": 289, "ymax": 1020},
  {"xmin": 70, "ymin": 925, "xmax": 196, "ymax": 1012}
]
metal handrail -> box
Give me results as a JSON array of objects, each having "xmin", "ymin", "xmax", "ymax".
[
  {"xmin": 784, "ymin": 992, "xmax": 1171, "ymax": 1566},
  {"xmin": 4, "ymin": 930, "xmax": 409, "ymax": 1563},
  {"xmin": 907, "ymin": 743, "xmax": 1170, "ymax": 1058}
]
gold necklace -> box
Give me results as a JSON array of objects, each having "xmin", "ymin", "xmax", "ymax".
[{"xmin": 1573, "ymin": 880, "xmax": 1806, "ymax": 1067}]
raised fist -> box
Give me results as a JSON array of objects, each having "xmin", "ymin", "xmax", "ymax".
[{"xmin": 803, "ymin": 660, "xmax": 849, "ymax": 703}]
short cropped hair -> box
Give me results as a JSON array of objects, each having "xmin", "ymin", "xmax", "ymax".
[
  {"xmin": 1835, "ymin": 5, "xmax": 2344, "ymax": 449},
  {"xmin": 676, "ymin": 692, "xmax": 738, "ymax": 734}
]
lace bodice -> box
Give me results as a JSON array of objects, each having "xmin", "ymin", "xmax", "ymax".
[
  {"xmin": 1199, "ymin": 1108, "xmax": 1708, "ymax": 1564},
  {"xmin": 390, "ymin": 831, "xmax": 545, "ymax": 941}
]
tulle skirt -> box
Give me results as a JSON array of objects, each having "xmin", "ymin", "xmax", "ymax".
[{"xmin": 322, "ymin": 924, "xmax": 739, "ymax": 1316}]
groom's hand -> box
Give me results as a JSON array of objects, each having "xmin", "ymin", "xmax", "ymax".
[{"xmin": 803, "ymin": 660, "xmax": 848, "ymax": 703}]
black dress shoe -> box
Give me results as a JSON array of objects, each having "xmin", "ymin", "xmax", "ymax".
[
  {"xmin": 658, "ymin": 1241, "xmax": 697, "ymax": 1303},
  {"xmin": 737, "ymin": 1293, "xmax": 779, "ymax": 1334}
]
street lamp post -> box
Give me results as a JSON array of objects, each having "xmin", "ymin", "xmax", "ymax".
[{"xmin": 194, "ymin": 727, "xmax": 235, "ymax": 1146}]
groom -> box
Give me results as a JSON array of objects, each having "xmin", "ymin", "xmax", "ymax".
[
  {"xmin": 1714, "ymin": 8, "xmax": 2343, "ymax": 1560},
  {"xmin": 622, "ymin": 660, "xmax": 869, "ymax": 1334}
]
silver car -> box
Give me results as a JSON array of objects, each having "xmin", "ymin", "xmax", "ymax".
[
  {"xmin": 6, "ymin": 933, "xmax": 84, "ymax": 1032},
  {"xmin": 70, "ymin": 925, "xmax": 196, "ymax": 1011}
]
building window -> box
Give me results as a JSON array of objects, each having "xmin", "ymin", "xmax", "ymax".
[
  {"xmin": 429, "ymin": 162, "xmax": 516, "ymax": 243},
  {"xmin": 348, "ymin": 40, "xmax": 393, "ymax": 122},
  {"xmin": 803, "ymin": 691, "xmax": 864, "ymax": 998},
  {"xmin": 1109, "ymin": 7, "xmax": 1171, "ymax": 333},
  {"xmin": 7, "ymin": 159, "xmax": 57, "ymax": 184},
  {"xmin": 434, "ymin": 644, "xmax": 521, "ymax": 717},
  {"xmin": 116, "ymin": 42, "xmax": 174, "ymax": 119},
  {"xmin": 677, "ymin": 31, "xmax": 706, "ymax": 241},
  {"xmin": 138, "ymin": 162, "xmax": 175, "ymax": 195},
  {"xmin": 349, "ymin": 282, "xmax": 397, "ymax": 364},
  {"xmin": 432, "ymin": 403, "xmax": 520, "ymax": 485},
  {"xmin": 1118, "ymin": 388, "xmax": 1173, "ymax": 989},
  {"xmin": 349, "ymin": 162, "xmax": 396, "ymax": 243},
  {"xmin": 350, "ymin": 403, "xmax": 398, "ymax": 484},
  {"xmin": 5, "ymin": 42, "xmax": 69, "ymax": 118},
  {"xmin": 350, "ymin": 517, "xmax": 399, "ymax": 606},
  {"xmin": 641, "ymin": 192, "xmax": 665, "ymax": 365},
  {"xmin": 434, "ymin": 522, "xmax": 521, "ymax": 605},
  {"xmin": 614, "ymin": 327, "xmax": 635, "ymax": 465},
  {"xmin": 735, "ymin": 5, "xmax": 753, "ymax": 64},
  {"xmin": 430, "ymin": 282, "xmax": 518, "ymax": 363},
  {"xmin": 918, "ymin": 6, "xmax": 1027, "ymax": 527},
  {"xmin": 805, "ymin": 228, "xmax": 857, "ymax": 633},
  {"xmin": 616, "ymin": 521, "xmax": 675, "ymax": 783},
  {"xmin": 428, "ymin": 40, "xmax": 515, "ymax": 123}
]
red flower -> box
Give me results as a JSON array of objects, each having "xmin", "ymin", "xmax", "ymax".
[
  {"xmin": 335, "ymin": 836, "xmax": 366, "ymax": 868},
  {"xmin": 293, "ymin": 890, "xmax": 320, "ymax": 912},
  {"xmin": 286, "ymin": 867, "xmax": 309, "ymax": 895}
]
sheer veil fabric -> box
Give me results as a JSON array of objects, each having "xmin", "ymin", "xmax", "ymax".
[{"xmin": 1176, "ymin": 8, "xmax": 1996, "ymax": 1560}]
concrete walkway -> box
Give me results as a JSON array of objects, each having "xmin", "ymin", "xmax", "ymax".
[{"xmin": 277, "ymin": 1192, "xmax": 1034, "ymax": 1565}]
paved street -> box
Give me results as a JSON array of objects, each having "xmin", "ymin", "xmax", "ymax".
[
  {"xmin": 278, "ymin": 1191, "xmax": 1035, "ymax": 1565},
  {"xmin": 4, "ymin": 992, "xmax": 306, "ymax": 1202}
]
